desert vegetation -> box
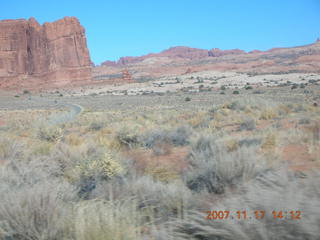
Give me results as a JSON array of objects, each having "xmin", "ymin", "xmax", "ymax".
[{"xmin": 0, "ymin": 92, "xmax": 319, "ymax": 240}]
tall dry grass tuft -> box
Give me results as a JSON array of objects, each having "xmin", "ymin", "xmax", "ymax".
[
  {"xmin": 0, "ymin": 156, "xmax": 76, "ymax": 240},
  {"xmin": 184, "ymin": 136, "xmax": 269, "ymax": 194},
  {"xmin": 73, "ymin": 198, "xmax": 144, "ymax": 240}
]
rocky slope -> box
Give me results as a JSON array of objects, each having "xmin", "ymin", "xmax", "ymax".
[
  {"xmin": 96, "ymin": 40, "xmax": 320, "ymax": 83},
  {"xmin": 0, "ymin": 17, "xmax": 92, "ymax": 90}
]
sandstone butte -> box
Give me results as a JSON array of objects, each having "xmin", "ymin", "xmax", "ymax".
[{"xmin": 0, "ymin": 17, "xmax": 92, "ymax": 90}]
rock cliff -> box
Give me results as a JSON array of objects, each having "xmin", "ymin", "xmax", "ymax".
[{"xmin": 0, "ymin": 17, "xmax": 92, "ymax": 90}]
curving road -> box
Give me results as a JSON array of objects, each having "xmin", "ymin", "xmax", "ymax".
[{"xmin": 48, "ymin": 103, "xmax": 84, "ymax": 125}]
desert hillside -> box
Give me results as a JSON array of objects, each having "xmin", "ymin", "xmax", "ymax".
[{"xmin": 95, "ymin": 39, "xmax": 320, "ymax": 84}]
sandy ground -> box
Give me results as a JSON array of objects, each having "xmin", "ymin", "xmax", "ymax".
[{"xmin": 67, "ymin": 71, "xmax": 320, "ymax": 96}]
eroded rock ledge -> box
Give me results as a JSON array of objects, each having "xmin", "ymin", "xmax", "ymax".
[{"xmin": 0, "ymin": 17, "xmax": 92, "ymax": 90}]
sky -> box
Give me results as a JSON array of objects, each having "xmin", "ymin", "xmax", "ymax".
[{"xmin": 1, "ymin": 0, "xmax": 320, "ymax": 64}]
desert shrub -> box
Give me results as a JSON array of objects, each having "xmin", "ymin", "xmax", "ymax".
[
  {"xmin": 299, "ymin": 118, "xmax": 311, "ymax": 125},
  {"xmin": 145, "ymin": 165, "xmax": 180, "ymax": 183},
  {"xmin": 0, "ymin": 180, "xmax": 75, "ymax": 240},
  {"xmin": 262, "ymin": 134, "xmax": 276, "ymax": 150},
  {"xmin": 185, "ymin": 97, "xmax": 191, "ymax": 102},
  {"xmin": 224, "ymin": 101, "xmax": 246, "ymax": 111},
  {"xmin": 143, "ymin": 126, "xmax": 192, "ymax": 148},
  {"xmin": 253, "ymin": 90, "xmax": 264, "ymax": 94},
  {"xmin": 184, "ymin": 136, "xmax": 268, "ymax": 194},
  {"xmin": 245, "ymin": 85, "xmax": 253, "ymax": 90},
  {"xmin": 75, "ymin": 152, "xmax": 123, "ymax": 180},
  {"xmin": 278, "ymin": 104, "xmax": 293, "ymax": 116},
  {"xmin": 151, "ymin": 142, "xmax": 172, "ymax": 156},
  {"xmin": 170, "ymin": 170, "xmax": 320, "ymax": 240},
  {"xmin": 76, "ymin": 153, "xmax": 122, "ymax": 197},
  {"xmin": 309, "ymin": 121, "xmax": 320, "ymax": 142},
  {"xmin": 220, "ymin": 91, "xmax": 225, "ymax": 95},
  {"xmin": 220, "ymin": 86, "xmax": 226, "ymax": 90},
  {"xmin": 38, "ymin": 126, "xmax": 63, "ymax": 142},
  {"xmin": 31, "ymin": 142, "xmax": 53, "ymax": 156},
  {"xmin": 89, "ymin": 174, "xmax": 197, "ymax": 223},
  {"xmin": 89, "ymin": 121, "xmax": 105, "ymax": 131},
  {"xmin": 292, "ymin": 104, "xmax": 306, "ymax": 113},
  {"xmin": 238, "ymin": 118, "xmax": 256, "ymax": 131},
  {"xmin": 116, "ymin": 128, "xmax": 141, "ymax": 149},
  {"xmin": 225, "ymin": 139, "xmax": 238, "ymax": 152},
  {"xmin": 232, "ymin": 90, "xmax": 240, "ymax": 94},
  {"xmin": 122, "ymin": 176, "xmax": 195, "ymax": 222},
  {"xmin": 53, "ymin": 142, "xmax": 123, "ymax": 199},
  {"xmin": 64, "ymin": 133, "xmax": 84, "ymax": 146},
  {"xmin": 260, "ymin": 108, "xmax": 277, "ymax": 120},
  {"xmin": 0, "ymin": 138, "xmax": 24, "ymax": 161},
  {"xmin": 238, "ymin": 138, "xmax": 262, "ymax": 147},
  {"xmin": 291, "ymin": 84, "xmax": 298, "ymax": 90}
]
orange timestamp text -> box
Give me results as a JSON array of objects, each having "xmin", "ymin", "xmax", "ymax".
[{"xmin": 206, "ymin": 210, "xmax": 301, "ymax": 220}]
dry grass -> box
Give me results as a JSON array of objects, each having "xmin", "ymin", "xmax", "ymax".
[{"xmin": 0, "ymin": 94, "xmax": 319, "ymax": 239}]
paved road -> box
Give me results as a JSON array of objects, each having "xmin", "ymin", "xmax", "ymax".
[
  {"xmin": 0, "ymin": 95, "xmax": 84, "ymax": 126},
  {"xmin": 48, "ymin": 103, "xmax": 83, "ymax": 125}
]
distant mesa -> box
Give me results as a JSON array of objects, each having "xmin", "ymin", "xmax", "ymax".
[
  {"xmin": 0, "ymin": 16, "xmax": 92, "ymax": 90},
  {"xmin": 102, "ymin": 60, "xmax": 119, "ymax": 67},
  {"xmin": 249, "ymin": 49, "xmax": 262, "ymax": 54},
  {"xmin": 100, "ymin": 46, "xmax": 247, "ymax": 67},
  {"xmin": 96, "ymin": 39, "xmax": 320, "ymax": 81},
  {"xmin": 208, "ymin": 48, "xmax": 245, "ymax": 57}
]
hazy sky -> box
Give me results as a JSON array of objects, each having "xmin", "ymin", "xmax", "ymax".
[{"xmin": 1, "ymin": 0, "xmax": 320, "ymax": 64}]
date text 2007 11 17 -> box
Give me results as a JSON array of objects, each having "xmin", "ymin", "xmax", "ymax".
[{"xmin": 206, "ymin": 210, "xmax": 301, "ymax": 220}]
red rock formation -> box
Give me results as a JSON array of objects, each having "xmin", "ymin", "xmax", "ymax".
[
  {"xmin": 0, "ymin": 17, "xmax": 92, "ymax": 90},
  {"xmin": 184, "ymin": 68, "xmax": 194, "ymax": 74},
  {"xmin": 101, "ymin": 60, "xmax": 118, "ymax": 67},
  {"xmin": 160, "ymin": 46, "xmax": 209, "ymax": 59},
  {"xmin": 122, "ymin": 69, "xmax": 133, "ymax": 82},
  {"xmin": 116, "ymin": 46, "xmax": 210, "ymax": 66},
  {"xmin": 102, "ymin": 46, "xmax": 248, "ymax": 67},
  {"xmin": 95, "ymin": 40, "xmax": 320, "ymax": 81},
  {"xmin": 249, "ymin": 50, "xmax": 262, "ymax": 54}
]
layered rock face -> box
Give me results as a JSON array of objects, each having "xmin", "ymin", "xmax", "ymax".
[
  {"xmin": 0, "ymin": 17, "xmax": 92, "ymax": 90},
  {"xmin": 96, "ymin": 39, "xmax": 320, "ymax": 82},
  {"xmin": 101, "ymin": 46, "xmax": 245, "ymax": 66}
]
